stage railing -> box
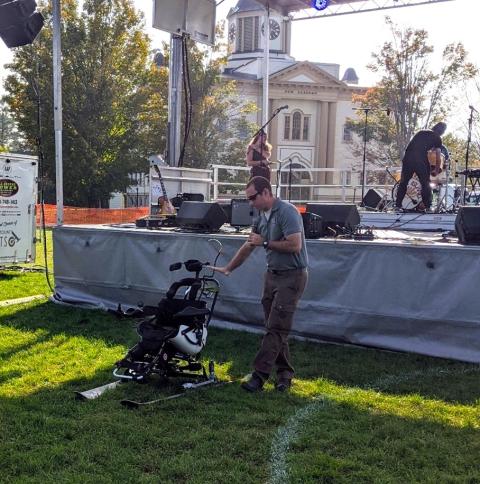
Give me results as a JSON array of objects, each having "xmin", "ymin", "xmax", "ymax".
[{"xmin": 211, "ymin": 164, "xmax": 399, "ymax": 204}]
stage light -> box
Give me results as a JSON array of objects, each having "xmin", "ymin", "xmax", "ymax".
[
  {"xmin": 0, "ymin": 0, "xmax": 44, "ymax": 48},
  {"xmin": 312, "ymin": 0, "xmax": 329, "ymax": 11}
]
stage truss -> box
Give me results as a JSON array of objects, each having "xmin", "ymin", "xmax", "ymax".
[{"xmin": 253, "ymin": 0, "xmax": 454, "ymax": 19}]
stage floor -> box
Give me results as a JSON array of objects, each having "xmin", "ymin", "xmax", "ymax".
[
  {"xmin": 53, "ymin": 224, "xmax": 480, "ymax": 363},
  {"xmin": 360, "ymin": 210, "xmax": 456, "ymax": 231}
]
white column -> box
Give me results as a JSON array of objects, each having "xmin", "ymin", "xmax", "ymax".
[{"xmin": 326, "ymin": 102, "xmax": 337, "ymax": 184}]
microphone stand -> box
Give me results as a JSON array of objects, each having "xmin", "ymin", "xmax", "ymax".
[
  {"xmin": 463, "ymin": 106, "xmax": 475, "ymax": 204},
  {"xmin": 288, "ymin": 158, "xmax": 293, "ymax": 202},
  {"xmin": 251, "ymin": 105, "xmax": 287, "ymax": 139},
  {"xmin": 353, "ymin": 107, "xmax": 390, "ymax": 204},
  {"xmin": 251, "ymin": 106, "xmax": 288, "ymax": 197}
]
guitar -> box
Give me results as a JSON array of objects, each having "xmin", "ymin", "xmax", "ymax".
[
  {"xmin": 152, "ymin": 164, "xmax": 176, "ymax": 215},
  {"xmin": 427, "ymin": 148, "xmax": 445, "ymax": 177}
]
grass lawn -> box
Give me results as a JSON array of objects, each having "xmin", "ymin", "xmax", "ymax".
[
  {"xmin": 0, "ymin": 228, "xmax": 53, "ymax": 301},
  {"xmin": 1, "ymin": 231, "xmax": 480, "ymax": 482}
]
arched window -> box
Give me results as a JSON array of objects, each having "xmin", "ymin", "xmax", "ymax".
[{"xmin": 283, "ymin": 111, "xmax": 310, "ymax": 141}]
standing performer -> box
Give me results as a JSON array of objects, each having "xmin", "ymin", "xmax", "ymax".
[
  {"xmin": 246, "ymin": 129, "xmax": 272, "ymax": 181},
  {"xmin": 395, "ymin": 122, "xmax": 447, "ymax": 211},
  {"xmin": 213, "ymin": 177, "xmax": 308, "ymax": 393}
]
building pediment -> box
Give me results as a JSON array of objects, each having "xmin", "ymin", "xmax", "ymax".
[{"xmin": 269, "ymin": 61, "xmax": 347, "ymax": 89}]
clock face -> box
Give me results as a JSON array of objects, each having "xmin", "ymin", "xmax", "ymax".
[
  {"xmin": 261, "ymin": 19, "xmax": 281, "ymax": 40},
  {"xmin": 228, "ymin": 23, "xmax": 236, "ymax": 43}
]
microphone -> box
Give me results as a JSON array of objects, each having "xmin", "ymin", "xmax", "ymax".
[
  {"xmin": 277, "ymin": 105, "xmax": 289, "ymax": 111},
  {"xmin": 469, "ymin": 105, "xmax": 478, "ymax": 113}
]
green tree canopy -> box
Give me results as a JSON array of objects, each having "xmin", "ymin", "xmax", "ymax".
[
  {"xmin": 4, "ymin": 0, "xmax": 163, "ymax": 207},
  {"xmin": 347, "ymin": 17, "xmax": 477, "ymax": 167}
]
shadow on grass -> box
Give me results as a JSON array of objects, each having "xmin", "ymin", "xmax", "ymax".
[
  {"xmin": 1, "ymin": 300, "xmax": 480, "ymax": 406},
  {"xmin": 0, "ymin": 272, "xmax": 20, "ymax": 281}
]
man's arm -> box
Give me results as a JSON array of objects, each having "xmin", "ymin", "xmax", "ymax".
[
  {"xmin": 266, "ymin": 233, "xmax": 302, "ymax": 253},
  {"xmin": 213, "ymin": 241, "xmax": 256, "ymax": 276}
]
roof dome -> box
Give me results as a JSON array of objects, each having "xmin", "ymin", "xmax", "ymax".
[
  {"xmin": 228, "ymin": 0, "xmax": 265, "ymax": 17},
  {"xmin": 341, "ymin": 67, "xmax": 359, "ymax": 84}
]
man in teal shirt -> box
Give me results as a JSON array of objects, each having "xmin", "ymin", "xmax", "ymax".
[{"xmin": 214, "ymin": 176, "xmax": 308, "ymax": 392}]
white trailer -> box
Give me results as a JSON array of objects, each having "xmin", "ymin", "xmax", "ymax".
[{"xmin": 0, "ymin": 153, "xmax": 38, "ymax": 264}]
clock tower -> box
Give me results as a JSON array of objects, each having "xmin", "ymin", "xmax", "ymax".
[{"xmin": 226, "ymin": 0, "xmax": 292, "ymax": 60}]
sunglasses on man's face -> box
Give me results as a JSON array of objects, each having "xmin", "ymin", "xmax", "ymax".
[{"xmin": 247, "ymin": 191, "xmax": 261, "ymax": 202}]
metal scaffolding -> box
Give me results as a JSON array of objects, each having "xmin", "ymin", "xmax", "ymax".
[{"xmin": 253, "ymin": 0, "xmax": 454, "ymax": 19}]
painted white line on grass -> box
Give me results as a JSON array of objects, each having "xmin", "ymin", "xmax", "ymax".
[
  {"xmin": 268, "ymin": 364, "xmax": 480, "ymax": 484},
  {"xmin": 0, "ymin": 295, "xmax": 46, "ymax": 307},
  {"xmin": 270, "ymin": 396, "xmax": 328, "ymax": 484}
]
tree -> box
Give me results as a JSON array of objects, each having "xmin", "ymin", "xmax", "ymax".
[
  {"xmin": 347, "ymin": 17, "xmax": 477, "ymax": 169},
  {"xmin": 3, "ymin": 0, "xmax": 164, "ymax": 207},
  {"xmin": 0, "ymin": 99, "xmax": 30, "ymax": 153}
]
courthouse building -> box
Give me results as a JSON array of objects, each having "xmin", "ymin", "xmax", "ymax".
[{"xmin": 223, "ymin": 0, "xmax": 365, "ymax": 199}]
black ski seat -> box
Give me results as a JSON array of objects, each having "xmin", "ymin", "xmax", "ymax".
[{"xmin": 173, "ymin": 306, "xmax": 210, "ymax": 320}]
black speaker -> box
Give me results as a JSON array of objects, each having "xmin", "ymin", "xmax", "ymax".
[
  {"xmin": 361, "ymin": 189, "xmax": 386, "ymax": 210},
  {"xmin": 176, "ymin": 201, "xmax": 228, "ymax": 232},
  {"xmin": 305, "ymin": 203, "xmax": 360, "ymax": 234},
  {"xmin": 301, "ymin": 212, "xmax": 324, "ymax": 239},
  {"xmin": 0, "ymin": 1, "xmax": 44, "ymax": 48},
  {"xmin": 455, "ymin": 206, "xmax": 480, "ymax": 244},
  {"xmin": 170, "ymin": 192, "xmax": 204, "ymax": 209},
  {"xmin": 230, "ymin": 199, "xmax": 258, "ymax": 227}
]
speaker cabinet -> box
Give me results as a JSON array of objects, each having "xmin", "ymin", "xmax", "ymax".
[
  {"xmin": 230, "ymin": 199, "xmax": 258, "ymax": 228},
  {"xmin": 153, "ymin": 0, "xmax": 216, "ymax": 46},
  {"xmin": 455, "ymin": 206, "xmax": 480, "ymax": 244},
  {"xmin": 170, "ymin": 192, "xmax": 204, "ymax": 209},
  {"xmin": 361, "ymin": 189, "xmax": 386, "ymax": 210},
  {"xmin": 176, "ymin": 201, "xmax": 227, "ymax": 232},
  {"xmin": 305, "ymin": 204, "xmax": 360, "ymax": 234},
  {"xmin": 302, "ymin": 212, "xmax": 324, "ymax": 239}
]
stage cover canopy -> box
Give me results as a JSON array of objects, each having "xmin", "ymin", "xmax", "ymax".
[{"xmin": 253, "ymin": 0, "xmax": 453, "ymax": 18}]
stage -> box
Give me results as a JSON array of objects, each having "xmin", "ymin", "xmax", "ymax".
[
  {"xmin": 360, "ymin": 210, "xmax": 456, "ymax": 231},
  {"xmin": 53, "ymin": 223, "xmax": 480, "ymax": 363}
]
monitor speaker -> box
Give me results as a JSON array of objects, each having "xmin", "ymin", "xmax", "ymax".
[
  {"xmin": 361, "ymin": 188, "xmax": 386, "ymax": 210},
  {"xmin": 230, "ymin": 199, "xmax": 257, "ymax": 227},
  {"xmin": 305, "ymin": 203, "xmax": 360, "ymax": 234},
  {"xmin": 455, "ymin": 206, "xmax": 480, "ymax": 244},
  {"xmin": 176, "ymin": 201, "xmax": 227, "ymax": 232}
]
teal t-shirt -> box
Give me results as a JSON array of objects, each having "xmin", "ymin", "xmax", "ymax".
[{"xmin": 253, "ymin": 198, "xmax": 308, "ymax": 270}]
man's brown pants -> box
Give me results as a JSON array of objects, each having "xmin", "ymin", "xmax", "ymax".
[{"xmin": 253, "ymin": 268, "xmax": 308, "ymax": 381}]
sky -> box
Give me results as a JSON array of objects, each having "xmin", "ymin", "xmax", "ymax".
[{"xmin": 1, "ymin": 0, "xmax": 478, "ymax": 134}]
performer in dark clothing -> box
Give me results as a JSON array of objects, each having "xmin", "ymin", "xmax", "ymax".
[
  {"xmin": 246, "ymin": 130, "xmax": 272, "ymax": 181},
  {"xmin": 395, "ymin": 122, "xmax": 447, "ymax": 211}
]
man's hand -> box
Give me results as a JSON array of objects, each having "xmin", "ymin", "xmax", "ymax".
[
  {"xmin": 247, "ymin": 233, "xmax": 264, "ymax": 247},
  {"xmin": 211, "ymin": 266, "xmax": 231, "ymax": 276}
]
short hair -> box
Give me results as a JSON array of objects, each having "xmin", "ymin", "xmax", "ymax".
[
  {"xmin": 246, "ymin": 176, "xmax": 272, "ymax": 195},
  {"xmin": 432, "ymin": 122, "xmax": 447, "ymax": 135}
]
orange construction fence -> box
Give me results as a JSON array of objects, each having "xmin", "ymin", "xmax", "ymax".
[{"xmin": 36, "ymin": 204, "xmax": 149, "ymax": 226}]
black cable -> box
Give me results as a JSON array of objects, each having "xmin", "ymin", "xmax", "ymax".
[
  {"xmin": 179, "ymin": 34, "xmax": 193, "ymax": 167},
  {"xmin": 31, "ymin": 49, "xmax": 54, "ymax": 294}
]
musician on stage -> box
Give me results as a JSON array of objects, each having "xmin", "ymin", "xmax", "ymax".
[
  {"xmin": 246, "ymin": 129, "xmax": 272, "ymax": 181},
  {"xmin": 395, "ymin": 122, "xmax": 447, "ymax": 212}
]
